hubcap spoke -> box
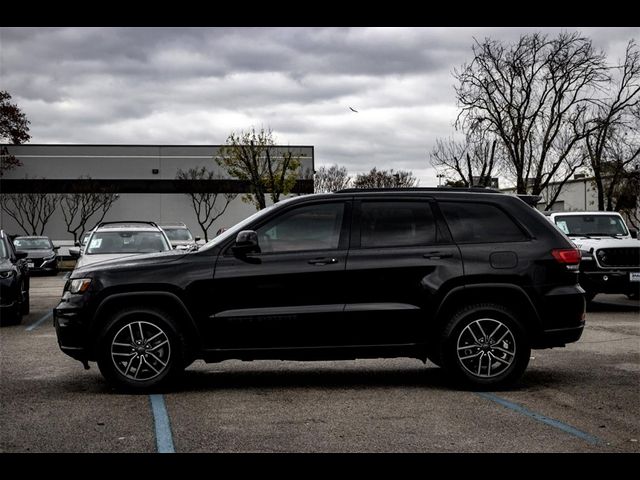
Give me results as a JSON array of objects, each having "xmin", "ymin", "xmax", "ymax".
[
  {"xmin": 457, "ymin": 317, "xmax": 516, "ymax": 379},
  {"xmin": 111, "ymin": 320, "xmax": 171, "ymax": 382}
]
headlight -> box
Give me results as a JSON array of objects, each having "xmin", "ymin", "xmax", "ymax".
[
  {"xmin": 68, "ymin": 278, "xmax": 92, "ymax": 294},
  {"xmin": 0, "ymin": 270, "xmax": 15, "ymax": 279}
]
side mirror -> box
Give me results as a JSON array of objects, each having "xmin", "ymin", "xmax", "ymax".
[
  {"xmin": 232, "ymin": 230, "xmax": 261, "ymax": 256},
  {"xmin": 15, "ymin": 250, "xmax": 29, "ymax": 260},
  {"xmin": 630, "ymin": 228, "xmax": 638, "ymax": 239},
  {"xmin": 75, "ymin": 241, "xmax": 81, "ymax": 247},
  {"xmin": 194, "ymin": 236, "xmax": 201, "ymax": 242},
  {"xmin": 53, "ymin": 246, "xmax": 60, "ymax": 251},
  {"xmin": 69, "ymin": 248, "xmax": 81, "ymax": 259}
]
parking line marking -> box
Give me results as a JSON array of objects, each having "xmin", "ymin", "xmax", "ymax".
[
  {"xmin": 149, "ymin": 394, "xmax": 175, "ymax": 453},
  {"xmin": 25, "ymin": 310, "xmax": 53, "ymax": 332},
  {"xmin": 477, "ymin": 392, "xmax": 605, "ymax": 446}
]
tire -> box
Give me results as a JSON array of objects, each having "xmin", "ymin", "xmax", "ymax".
[
  {"xmin": 0, "ymin": 303, "xmax": 22, "ymax": 326},
  {"xmin": 584, "ymin": 291, "xmax": 597, "ymax": 303},
  {"xmin": 21, "ymin": 290, "xmax": 30, "ymax": 315},
  {"xmin": 97, "ymin": 308, "xmax": 186, "ymax": 391},
  {"xmin": 439, "ymin": 303, "xmax": 530, "ymax": 389}
]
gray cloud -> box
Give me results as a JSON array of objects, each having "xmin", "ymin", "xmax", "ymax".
[{"xmin": 1, "ymin": 27, "xmax": 638, "ymax": 185}]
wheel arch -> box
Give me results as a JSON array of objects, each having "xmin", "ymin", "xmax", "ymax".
[{"xmin": 89, "ymin": 291, "xmax": 201, "ymax": 360}]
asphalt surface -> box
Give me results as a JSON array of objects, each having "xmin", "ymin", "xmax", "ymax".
[{"xmin": 1, "ymin": 272, "xmax": 638, "ymax": 453}]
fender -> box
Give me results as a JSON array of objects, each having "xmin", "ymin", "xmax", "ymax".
[
  {"xmin": 92, "ymin": 291, "xmax": 202, "ymax": 350},
  {"xmin": 434, "ymin": 283, "xmax": 543, "ymax": 329}
]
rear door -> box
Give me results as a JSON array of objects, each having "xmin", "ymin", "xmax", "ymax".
[{"xmin": 343, "ymin": 197, "xmax": 463, "ymax": 346}]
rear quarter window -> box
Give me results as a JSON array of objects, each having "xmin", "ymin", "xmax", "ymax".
[{"xmin": 439, "ymin": 202, "xmax": 527, "ymax": 243}]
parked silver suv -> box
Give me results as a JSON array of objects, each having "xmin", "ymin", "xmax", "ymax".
[{"xmin": 158, "ymin": 222, "xmax": 200, "ymax": 250}]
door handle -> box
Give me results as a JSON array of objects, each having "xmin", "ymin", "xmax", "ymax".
[
  {"xmin": 308, "ymin": 257, "xmax": 338, "ymax": 265},
  {"xmin": 422, "ymin": 251, "xmax": 453, "ymax": 260}
]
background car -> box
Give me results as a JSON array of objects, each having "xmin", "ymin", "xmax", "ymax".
[
  {"xmin": 70, "ymin": 221, "xmax": 172, "ymax": 269},
  {"xmin": 13, "ymin": 236, "xmax": 59, "ymax": 275},
  {"xmin": 159, "ymin": 222, "xmax": 200, "ymax": 250},
  {"xmin": 0, "ymin": 230, "xmax": 30, "ymax": 325}
]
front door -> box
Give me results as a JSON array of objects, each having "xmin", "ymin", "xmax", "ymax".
[{"xmin": 205, "ymin": 199, "xmax": 351, "ymax": 350}]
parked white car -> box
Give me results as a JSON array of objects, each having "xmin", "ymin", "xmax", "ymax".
[
  {"xmin": 545, "ymin": 211, "xmax": 639, "ymax": 301},
  {"xmin": 70, "ymin": 222, "xmax": 173, "ymax": 270}
]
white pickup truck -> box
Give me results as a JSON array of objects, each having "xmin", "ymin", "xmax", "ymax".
[{"xmin": 545, "ymin": 211, "xmax": 639, "ymax": 301}]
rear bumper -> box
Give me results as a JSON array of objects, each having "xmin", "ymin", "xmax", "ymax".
[{"xmin": 533, "ymin": 284, "xmax": 586, "ymax": 348}]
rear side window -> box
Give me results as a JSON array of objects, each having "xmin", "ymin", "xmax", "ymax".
[
  {"xmin": 360, "ymin": 201, "xmax": 436, "ymax": 248},
  {"xmin": 439, "ymin": 202, "xmax": 527, "ymax": 243}
]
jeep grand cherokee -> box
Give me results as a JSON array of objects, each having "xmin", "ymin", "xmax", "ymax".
[{"xmin": 54, "ymin": 188, "xmax": 586, "ymax": 390}]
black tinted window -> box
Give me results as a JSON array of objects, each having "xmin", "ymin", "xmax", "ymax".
[
  {"xmin": 360, "ymin": 201, "xmax": 436, "ymax": 248},
  {"xmin": 257, "ymin": 202, "xmax": 345, "ymax": 253},
  {"xmin": 440, "ymin": 202, "xmax": 526, "ymax": 243}
]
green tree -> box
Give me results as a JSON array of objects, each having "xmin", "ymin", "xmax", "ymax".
[
  {"xmin": 0, "ymin": 90, "xmax": 31, "ymax": 175},
  {"xmin": 217, "ymin": 127, "xmax": 301, "ymax": 210},
  {"xmin": 352, "ymin": 167, "xmax": 418, "ymax": 188}
]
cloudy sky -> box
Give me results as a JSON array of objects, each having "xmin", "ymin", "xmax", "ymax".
[{"xmin": 1, "ymin": 27, "xmax": 638, "ymax": 185}]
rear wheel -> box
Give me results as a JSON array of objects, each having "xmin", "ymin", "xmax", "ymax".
[
  {"xmin": 440, "ymin": 303, "xmax": 530, "ymax": 389},
  {"xmin": 97, "ymin": 308, "xmax": 185, "ymax": 391}
]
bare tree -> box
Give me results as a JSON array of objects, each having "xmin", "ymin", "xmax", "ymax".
[
  {"xmin": 454, "ymin": 32, "xmax": 607, "ymax": 196},
  {"xmin": 0, "ymin": 90, "xmax": 31, "ymax": 175},
  {"xmin": 314, "ymin": 164, "xmax": 351, "ymax": 192},
  {"xmin": 176, "ymin": 167, "xmax": 237, "ymax": 241},
  {"xmin": 352, "ymin": 167, "xmax": 418, "ymax": 188},
  {"xmin": 584, "ymin": 40, "xmax": 640, "ymax": 210},
  {"xmin": 217, "ymin": 127, "xmax": 301, "ymax": 210},
  {"xmin": 0, "ymin": 187, "xmax": 58, "ymax": 235},
  {"xmin": 60, "ymin": 176, "xmax": 120, "ymax": 242},
  {"xmin": 430, "ymin": 132, "xmax": 501, "ymax": 187}
]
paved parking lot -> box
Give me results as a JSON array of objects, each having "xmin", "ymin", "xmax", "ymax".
[{"xmin": 1, "ymin": 272, "xmax": 638, "ymax": 452}]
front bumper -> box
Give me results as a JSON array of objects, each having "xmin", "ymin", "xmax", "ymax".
[
  {"xmin": 28, "ymin": 257, "xmax": 58, "ymax": 272},
  {"xmin": 53, "ymin": 299, "xmax": 91, "ymax": 361},
  {"xmin": 580, "ymin": 264, "xmax": 640, "ymax": 295}
]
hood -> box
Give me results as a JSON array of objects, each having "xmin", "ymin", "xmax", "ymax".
[
  {"xmin": 23, "ymin": 249, "xmax": 56, "ymax": 259},
  {"xmin": 570, "ymin": 236, "xmax": 640, "ymax": 251},
  {"xmin": 73, "ymin": 249, "xmax": 188, "ymax": 275}
]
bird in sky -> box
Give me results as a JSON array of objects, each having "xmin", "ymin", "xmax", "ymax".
[{"xmin": 349, "ymin": 107, "xmax": 358, "ymax": 113}]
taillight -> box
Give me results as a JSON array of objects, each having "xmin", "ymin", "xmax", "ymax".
[{"xmin": 551, "ymin": 248, "xmax": 581, "ymax": 265}]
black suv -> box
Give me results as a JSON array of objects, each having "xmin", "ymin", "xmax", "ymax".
[
  {"xmin": 0, "ymin": 230, "xmax": 31, "ymax": 325},
  {"xmin": 54, "ymin": 189, "xmax": 585, "ymax": 390}
]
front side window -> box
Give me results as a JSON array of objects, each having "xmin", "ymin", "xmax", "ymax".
[
  {"xmin": 360, "ymin": 201, "xmax": 436, "ymax": 248},
  {"xmin": 256, "ymin": 202, "xmax": 345, "ymax": 254},
  {"xmin": 440, "ymin": 202, "xmax": 527, "ymax": 243},
  {"xmin": 0, "ymin": 240, "xmax": 7, "ymax": 258}
]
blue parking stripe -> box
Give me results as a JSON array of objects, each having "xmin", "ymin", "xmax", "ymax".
[
  {"xmin": 477, "ymin": 392, "xmax": 605, "ymax": 446},
  {"xmin": 25, "ymin": 310, "xmax": 53, "ymax": 332},
  {"xmin": 149, "ymin": 394, "xmax": 175, "ymax": 453}
]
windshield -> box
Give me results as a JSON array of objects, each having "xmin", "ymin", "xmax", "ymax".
[
  {"xmin": 162, "ymin": 228, "xmax": 193, "ymax": 241},
  {"xmin": 554, "ymin": 215, "xmax": 629, "ymax": 237},
  {"xmin": 86, "ymin": 231, "xmax": 171, "ymax": 254},
  {"xmin": 199, "ymin": 201, "xmax": 287, "ymax": 251},
  {"xmin": 13, "ymin": 237, "xmax": 53, "ymax": 250}
]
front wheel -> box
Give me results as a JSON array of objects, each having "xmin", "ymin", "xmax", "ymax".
[
  {"xmin": 440, "ymin": 303, "xmax": 531, "ymax": 389},
  {"xmin": 97, "ymin": 309, "xmax": 185, "ymax": 391}
]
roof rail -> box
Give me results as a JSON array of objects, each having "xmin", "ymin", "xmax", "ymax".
[
  {"xmin": 334, "ymin": 187, "xmax": 503, "ymax": 194},
  {"xmin": 94, "ymin": 220, "xmax": 160, "ymax": 229}
]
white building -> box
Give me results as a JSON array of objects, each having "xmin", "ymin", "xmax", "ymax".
[{"xmin": 0, "ymin": 144, "xmax": 314, "ymax": 241}]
